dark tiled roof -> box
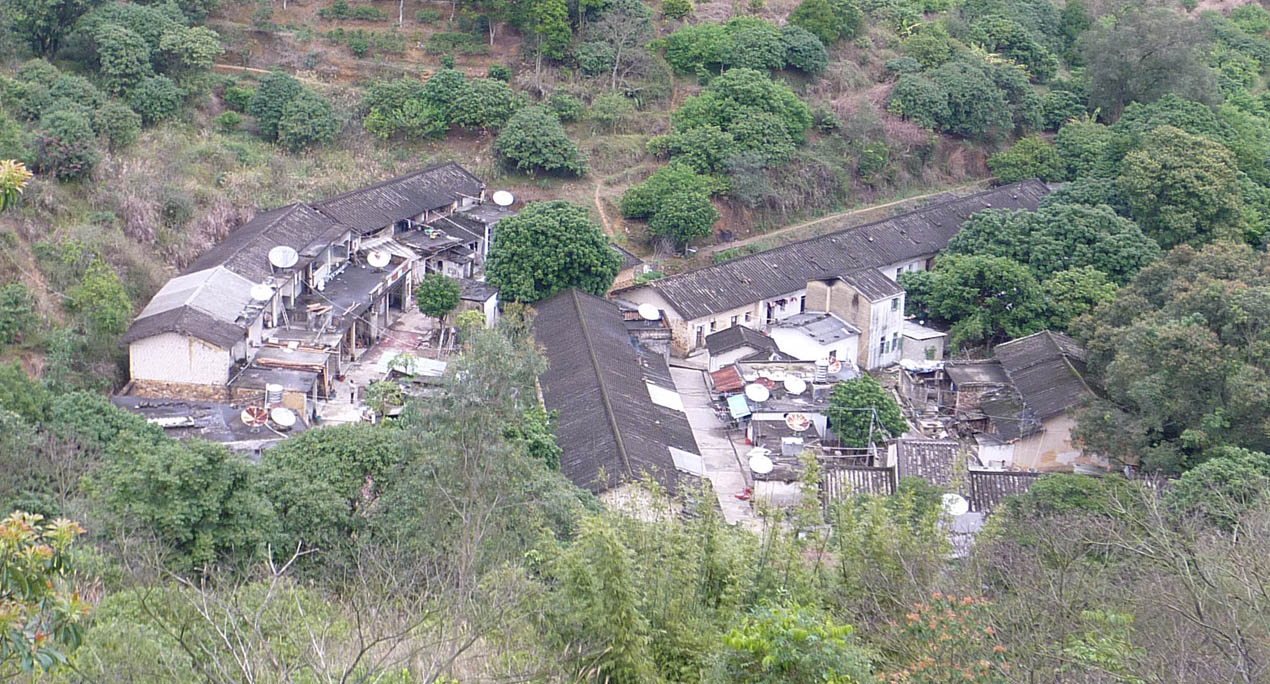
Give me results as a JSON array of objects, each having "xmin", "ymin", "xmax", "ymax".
[
  {"xmin": 979, "ymin": 390, "xmax": 1039, "ymax": 441},
  {"xmin": 705, "ymin": 325, "xmax": 777, "ymax": 356},
  {"xmin": 183, "ymin": 203, "xmax": 344, "ymax": 283},
  {"xmin": 822, "ymin": 464, "xmax": 898, "ymax": 501},
  {"xmin": 896, "ymin": 439, "xmax": 960, "ymax": 487},
  {"xmin": 614, "ymin": 181, "xmax": 1050, "ymax": 320},
  {"xmin": 945, "ymin": 360, "xmax": 1010, "ymax": 387},
  {"xmin": 613, "ymin": 244, "xmax": 644, "ymax": 270},
  {"xmin": 314, "ymin": 162, "xmax": 485, "ymax": 234},
  {"xmin": 993, "ymin": 330, "xmax": 1091, "ymax": 420},
  {"xmin": 458, "ymin": 278, "xmax": 498, "ymax": 302},
  {"xmin": 968, "ymin": 469, "xmax": 1040, "ymax": 512},
  {"xmin": 120, "ymin": 304, "xmax": 244, "ymax": 348},
  {"xmin": 533, "ymin": 289, "xmax": 700, "ymax": 494},
  {"xmin": 838, "ymin": 267, "xmax": 903, "ymax": 301}
]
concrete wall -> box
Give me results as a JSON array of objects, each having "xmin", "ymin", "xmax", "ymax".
[
  {"xmin": 130, "ymin": 333, "xmax": 233, "ymax": 387},
  {"xmin": 129, "ymin": 379, "xmax": 232, "ymax": 402},
  {"xmin": 812, "ymin": 279, "xmax": 904, "ymax": 370},
  {"xmin": 768, "ymin": 327, "xmax": 859, "ymax": 365},
  {"xmin": 619, "ymin": 286, "xmax": 806, "ymax": 355},
  {"xmin": 902, "ymin": 332, "xmax": 945, "ymax": 362},
  {"xmin": 878, "ymin": 256, "xmax": 933, "ymax": 283},
  {"xmin": 1013, "ymin": 414, "xmax": 1082, "ymax": 471},
  {"xmin": 710, "ymin": 346, "xmax": 757, "ymax": 372}
]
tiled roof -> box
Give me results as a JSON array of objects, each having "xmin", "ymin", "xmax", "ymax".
[
  {"xmin": 968, "ymin": 469, "xmax": 1040, "ymax": 512},
  {"xmin": 838, "ymin": 267, "xmax": 903, "ymax": 301},
  {"xmin": 533, "ymin": 289, "xmax": 700, "ymax": 494},
  {"xmin": 314, "ymin": 162, "xmax": 485, "ymax": 234},
  {"xmin": 705, "ymin": 325, "xmax": 776, "ymax": 356},
  {"xmin": 183, "ymin": 203, "xmax": 344, "ymax": 283},
  {"xmin": 896, "ymin": 439, "xmax": 960, "ymax": 487},
  {"xmin": 822, "ymin": 464, "xmax": 898, "ymax": 501},
  {"xmin": 993, "ymin": 330, "xmax": 1091, "ymax": 420},
  {"xmin": 614, "ymin": 180, "xmax": 1050, "ymax": 320},
  {"xmin": 121, "ymin": 266, "xmax": 256, "ymax": 348}
]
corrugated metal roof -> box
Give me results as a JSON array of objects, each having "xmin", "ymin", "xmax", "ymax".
[
  {"xmin": 614, "ymin": 180, "xmax": 1050, "ymax": 319},
  {"xmin": 838, "ymin": 267, "xmax": 903, "ymax": 301},
  {"xmin": 968, "ymin": 469, "xmax": 1040, "ymax": 512},
  {"xmin": 314, "ymin": 162, "xmax": 485, "ymax": 234},
  {"xmin": 533, "ymin": 289, "xmax": 700, "ymax": 494},
  {"xmin": 184, "ymin": 204, "xmax": 344, "ymax": 283},
  {"xmin": 994, "ymin": 330, "xmax": 1092, "ymax": 420},
  {"xmin": 121, "ymin": 266, "xmax": 256, "ymax": 348}
]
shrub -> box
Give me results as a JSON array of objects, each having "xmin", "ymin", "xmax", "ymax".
[
  {"xmin": 128, "ymin": 75, "xmax": 183, "ymax": 125},
  {"xmin": 0, "ymin": 283, "xmax": 37, "ymax": 345},
  {"xmin": 415, "ymin": 8, "xmax": 441, "ymax": 23},
  {"xmin": 222, "ymin": 85, "xmax": 255, "ymax": 112},
  {"xmin": 620, "ymin": 162, "xmax": 720, "ymax": 217},
  {"xmin": 663, "ymin": 0, "xmax": 693, "ymax": 19},
  {"xmin": 781, "ymin": 24, "xmax": 829, "ymax": 75},
  {"xmin": 549, "ymin": 92, "xmax": 585, "ymax": 122},
  {"xmin": 788, "ymin": 0, "xmax": 862, "ymax": 44},
  {"xmin": 1041, "ymin": 90, "xmax": 1085, "ymax": 130},
  {"xmin": 648, "ymin": 189, "xmax": 718, "ymax": 248},
  {"xmin": 213, "ymin": 110, "xmax": 243, "ymax": 133},
  {"xmin": 360, "ymin": 77, "xmax": 446, "ymax": 139},
  {"xmin": 92, "ymin": 103, "xmax": 142, "ymax": 150},
  {"xmin": 723, "ymin": 17, "xmax": 786, "ymax": 71},
  {"xmin": 450, "ymin": 77, "xmax": 521, "ymax": 130},
  {"xmin": 159, "ymin": 186, "xmax": 195, "ymax": 228},
  {"xmin": 247, "ymin": 70, "xmax": 304, "ymax": 141},
  {"xmin": 987, "ymin": 136, "xmax": 1065, "ymax": 183},
  {"xmin": 589, "ymin": 93, "xmax": 635, "ymax": 132},
  {"xmin": 49, "ymin": 75, "xmax": 106, "ymax": 109},
  {"xmin": 277, "ymin": 91, "xmax": 340, "ymax": 151},
  {"xmin": 346, "ymin": 29, "xmax": 370, "ymax": 56},
  {"xmin": 32, "ymin": 110, "xmax": 100, "ymax": 180},
  {"xmin": 884, "ymin": 56, "xmax": 923, "ymax": 75},
  {"xmin": 494, "ymin": 106, "xmax": 587, "ymax": 176},
  {"xmin": 488, "ymin": 63, "xmax": 513, "ymax": 81}
]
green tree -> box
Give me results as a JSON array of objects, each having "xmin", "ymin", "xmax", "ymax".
[
  {"xmin": 485, "ymin": 201, "xmax": 620, "ymax": 302},
  {"xmin": 927, "ymin": 59, "xmax": 1011, "ymax": 139},
  {"xmin": 1042, "ymin": 266, "xmax": 1117, "ymax": 331},
  {"xmin": 1117, "ymin": 126, "xmax": 1244, "ymax": 249},
  {"xmin": 663, "ymin": 0, "xmax": 691, "ymax": 19},
  {"xmin": 1053, "ymin": 119, "xmax": 1112, "ymax": 180},
  {"xmin": 0, "ymin": 362, "xmax": 51, "ymax": 425},
  {"xmin": 664, "ymin": 22, "xmax": 732, "ymax": 74},
  {"xmin": 156, "ymin": 25, "xmax": 223, "ymax": 81},
  {"xmin": 0, "ymin": 511, "xmax": 89, "ymax": 675},
  {"xmin": 92, "ymin": 102, "xmax": 142, "ymax": 150},
  {"xmin": 4, "ymin": 0, "xmax": 100, "ymax": 56},
  {"xmin": 67, "ymin": 258, "xmax": 132, "ymax": 339},
  {"xmin": 450, "ymin": 77, "xmax": 521, "ymax": 131},
  {"xmin": 781, "ymin": 24, "xmax": 829, "ymax": 75},
  {"xmin": 258, "ymin": 424, "xmax": 403, "ymax": 560},
  {"xmin": 620, "ymin": 162, "xmax": 721, "ymax": 218},
  {"xmin": 91, "ymin": 23, "xmax": 154, "ymax": 94},
  {"xmin": 1081, "ymin": 8, "xmax": 1217, "ymax": 120},
  {"xmin": 948, "ymin": 203, "xmax": 1160, "ymax": 284},
  {"xmin": 415, "ymin": 272, "xmax": 461, "ymax": 324},
  {"xmin": 988, "ymin": 136, "xmax": 1065, "ymax": 183},
  {"xmin": 276, "ymin": 91, "xmax": 339, "ymax": 152},
  {"xmin": 360, "ymin": 77, "xmax": 446, "ymax": 140},
  {"xmin": 723, "ymin": 17, "xmax": 786, "ymax": 72},
  {"xmin": 526, "ymin": 0, "xmax": 571, "ymax": 89},
  {"xmin": 494, "ymin": 106, "xmax": 587, "ymax": 176},
  {"xmin": 708, "ymin": 604, "xmax": 873, "ymax": 684},
  {"xmin": 31, "ymin": 110, "xmax": 99, "ymax": 181},
  {"xmin": 789, "ymin": 0, "xmax": 862, "ymax": 45},
  {"xmin": 0, "ymin": 283, "xmax": 37, "ymax": 345},
  {"xmin": 247, "ymin": 70, "xmax": 304, "ymax": 142},
  {"xmin": 903, "ymin": 254, "xmax": 1046, "ymax": 350},
  {"xmin": 89, "ymin": 438, "xmax": 274, "ymax": 570},
  {"xmin": 826, "ymin": 375, "xmax": 908, "ymax": 448},
  {"xmin": 127, "ymin": 75, "xmax": 183, "ymax": 125},
  {"xmin": 1164, "ymin": 446, "xmax": 1270, "ymax": 528},
  {"xmin": 887, "ymin": 74, "xmax": 950, "ymax": 129},
  {"xmin": 648, "ymin": 189, "xmax": 719, "ymax": 250}
]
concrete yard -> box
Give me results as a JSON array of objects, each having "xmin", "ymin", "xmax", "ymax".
[{"xmin": 670, "ymin": 366, "xmax": 760, "ymax": 530}]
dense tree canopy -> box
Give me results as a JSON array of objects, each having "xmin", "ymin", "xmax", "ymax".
[
  {"xmin": 415, "ymin": 272, "xmax": 461, "ymax": 322},
  {"xmin": 485, "ymin": 201, "xmax": 621, "ymax": 302},
  {"xmin": 494, "ymin": 106, "xmax": 587, "ymax": 176},
  {"xmin": 827, "ymin": 375, "xmax": 908, "ymax": 447},
  {"xmin": 901, "ymin": 254, "xmax": 1046, "ymax": 350}
]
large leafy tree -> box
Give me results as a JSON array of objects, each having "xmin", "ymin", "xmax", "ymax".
[
  {"xmin": 947, "ymin": 203, "xmax": 1160, "ymax": 284},
  {"xmin": 494, "ymin": 106, "xmax": 587, "ymax": 176},
  {"xmin": 901, "ymin": 254, "xmax": 1046, "ymax": 350},
  {"xmin": 485, "ymin": 201, "xmax": 621, "ymax": 302},
  {"xmin": 648, "ymin": 189, "xmax": 719, "ymax": 250},
  {"xmin": 247, "ymin": 70, "xmax": 304, "ymax": 142},
  {"xmin": 1073, "ymin": 241, "xmax": 1270, "ymax": 474},
  {"xmin": 1117, "ymin": 126, "xmax": 1245, "ymax": 249},
  {"xmin": 987, "ymin": 136, "xmax": 1065, "ymax": 183},
  {"xmin": 788, "ymin": 0, "xmax": 862, "ymax": 45},
  {"xmin": 276, "ymin": 91, "xmax": 339, "ymax": 152},
  {"xmin": 4, "ymin": 0, "xmax": 100, "ymax": 56},
  {"xmin": 415, "ymin": 272, "xmax": 461, "ymax": 324},
  {"xmin": 826, "ymin": 375, "xmax": 908, "ymax": 448},
  {"xmin": 1081, "ymin": 7, "xmax": 1217, "ymax": 120}
]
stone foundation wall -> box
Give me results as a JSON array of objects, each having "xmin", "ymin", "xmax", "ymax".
[{"xmin": 128, "ymin": 379, "xmax": 232, "ymax": 403}]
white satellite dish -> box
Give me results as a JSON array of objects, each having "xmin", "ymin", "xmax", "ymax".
[
  {"xmin": 744, "ymin": 383, "xmax": 770, "ymax": 403},
  {"xmin": 942, "ymin": 493, "xmax": 970, "ymax": 517},
  {"xmin": 240, "ymin": 406, "xmax": 268, "ymax": 428},
  {"xmin": 366, "ymin": 250, "xmax": 391, "ymax": 269},
  {"xmin": 783, "ymin": 377, "xmax": 807, "ymax": 395},
  {"xmin": 748, "ymin": 453, "xmax": 774, "ymax": 475},
  {"xmin": 492, "ymin": 190, "xmax": 514, "ymax": 207},
  {"xmin": 249, "ymin": 283, "xmax": 274, "ymax": 302},
  {"xmin": 637, "ymin": 303, "xmax": 660, "ymax": 321},
  {"xmin": 268, "ymin": 245, "xmax": 300, "ymax": 270},
  {"xmin": 270, "ymin": 407, "xmax": 297, "ymax": 428}
]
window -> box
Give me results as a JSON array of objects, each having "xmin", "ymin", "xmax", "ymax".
[
  {"xmin": 730, "ymin": 315, "xmax": 738, "ymax": 326},
  {"xmin": 879, "ymin": 337, "xmax": 887, "ymax": 355},
  {"xmin": 891, "ymin": 297, "xmax": 899, "ymax": 311},
  {"xmin": 892, "ymin": 332, "xmax": 900, "ymax": 352},
  {"xmin": 744, "ymin": 312, "xmax": 752, "ymax": 323},
  {"xmin": 710, "ymin": 320, "xmax": 717, "ymax": 332}
]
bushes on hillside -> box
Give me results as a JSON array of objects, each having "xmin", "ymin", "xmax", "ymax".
[
  {"xmin": 360, "ymin": 71, "xmax": 522, "ymax": 140},
  {"xmin": 494, "ymin": 106, "xmax": 587, "ymax": 176},
  {"xmin": 128, "ymin": 76, "xmax": 182, "ymax": 126},
  {"xmin": 277, "ymin": 92, "xmax": 340, "ymax": 152},
  {"xmin": 664, "ymin": 18, "xmax": 829, "ymax": 76},
  {"xmin": 32, "ymin": 110, "xmax": 99, "ymax": 181},
  {"xmin": 788, "ymin": 0, "xmax": 863, "ymax": 45}
]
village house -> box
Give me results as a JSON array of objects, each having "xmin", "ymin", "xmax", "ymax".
[
  {"xmin": 120, "ymin": 163, "xmax": 504, "ymax": 415},
  {"xmin": 768, "ymin": 312, "xmax": 860, "ymax": 368},
  {"xmin": 611, "ymin": 180, "xmax": 1050, "ymax": 362},
  {"xmin": 804, "ymin": 268, "xmax": 905, "ymax": 370},
  {"xmin": 532, "ymin": 289, "xmax": 704, "ymax": 504},
  {"xmin": 703, "ymin": 324, "xmax": 784, "ymax": 371},
  {"xmin": 901, "ymin": 320, "xmax": 947, "ymax": 363}
]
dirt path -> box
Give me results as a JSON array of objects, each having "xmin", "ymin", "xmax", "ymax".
[
  {"xmin": 594, "ymin": 180, "xmax": 614, "ymax": 236},
  {"xmin": 212, "ymin": 63, "xmax": 329, "ymax": 86},
  {"xmin": 699, "ymin": 179, "xmax": 991, "ymax": 258}
]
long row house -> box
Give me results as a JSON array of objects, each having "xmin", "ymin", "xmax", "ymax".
[{"xmin": 120, "ymin": 163, "xmax": 512, "ymax": 417}]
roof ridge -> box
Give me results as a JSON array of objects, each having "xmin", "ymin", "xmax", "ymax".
[
  {"xmin": 568, "ymin": 289, "xmax": 634, "ymax": 485},
  {"xmin": 614, "ymin": 181, "xmax": 1045, "ymax": 294},
  {"xmin": 313, "ymin": 162, "xmax": 473, "ymax": 207}
]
